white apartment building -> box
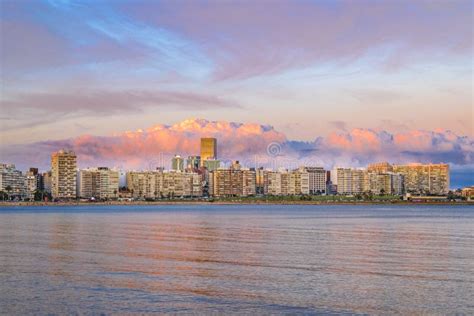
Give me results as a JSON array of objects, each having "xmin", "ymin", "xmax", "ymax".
[
  {"xmin": 0, "ymin": 163, "xmax": 26, "ymax": 199},
  {"xmin": 300, "ymin": 167, "xmax": 326, "ymax": 194},
  {"xmin": 332, "ymin": 168, "xmax": 369, "ymax": 195},
  {"xmin": 78, "ymin": 167, "xmax": 119, "ymax": 199}
]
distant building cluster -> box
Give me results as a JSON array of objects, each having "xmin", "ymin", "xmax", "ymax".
[{"xmin": 0, "ymin": 137, "xmax": 460, "ymax": 201}]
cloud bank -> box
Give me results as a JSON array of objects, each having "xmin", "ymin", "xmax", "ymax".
[{"xmin": 2, "ymin": 119, "xmax": 472, "ymax": 179}]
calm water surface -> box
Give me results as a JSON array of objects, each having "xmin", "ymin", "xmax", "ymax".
[{"xmin": 0, "ymin": 204, "xmax": 473, "ymax": 314}]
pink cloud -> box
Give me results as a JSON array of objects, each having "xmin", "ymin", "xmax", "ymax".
[{"xmin": 1, "ymin": 119, "xmax": 472, "ymax": 171}]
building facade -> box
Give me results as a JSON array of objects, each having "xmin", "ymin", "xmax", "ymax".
[
  {"xmin": 0, "ymin": 163, "xmax": 26, "ymax": 199},
  {"xmin": 300, "ymin": 167, "xmax": 326, "ymax": 194},
  {"xmin": 51, "ymin": 150, "xmax": 77, "ymax": 199},
  {"xmin": 43, "ymin": 171, "xmax": 52, "ymax": 193},
  {"xmin": 78, "ymin": 167, "xmax": 119, "ymax": 199},
  {"xmin": 126, "ymin": 170, "xmax": 202, "ymax": 199},
  {"xmin": 392, "ymin": 163, "xmax": 449, "ymax": 195},
  {"xmin": 367, "ymin": 172, "xmax": 404, "ymax": 195},
  {"xmin": 367, "ymin": 162, "xmax": 394, "ymax": 174},
  {"xmin": 332, "ymin": 168, "xmax": 369, "ymax": 195},
  {"xmin": 24, "ymin": 170, "xmax": 37, "ymax": 200},
  {"xmin": 209, "ymin": 166, "xmax": 256, "ymax": 197},
  {"xmin": 256, "ymin": 168, "xmax": 269, "ymax": 195},
  {"xmin": 200, "ymin": 138, "xmax": 217, "ymax": 164}
]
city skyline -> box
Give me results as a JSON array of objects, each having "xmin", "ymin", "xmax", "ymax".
[
  {"xmin": 1, "ymin": 1, "xmax": 473, "ymax": 187},
  {"xmin": 1, "ymin": 1, "xmax": 473, "ymax": 314},
  {"xmin": 0, "ymin": 146, "xmax": 454, "ymax": 201},
  {"xmin": 0, "ymin": 117, "xmax": 472, "ymax": 188}
]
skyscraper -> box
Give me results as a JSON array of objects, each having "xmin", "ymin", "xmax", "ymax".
[
  {"xmin": 51, "ymin": 150, "xmax": 77, "ymax": 199},
  {"xmin": 200, "ymin": 138, "xmax": 217, "ymax": 163}
]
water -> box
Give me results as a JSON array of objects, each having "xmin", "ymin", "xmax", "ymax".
[{"xmin": 1, "ymin": 204, "xmax": 473, "ymax": 314}]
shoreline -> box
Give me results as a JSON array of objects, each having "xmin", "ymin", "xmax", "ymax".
[{"xmin": 1, "ymin": 200, "xmax": 473, "ymax": 207}]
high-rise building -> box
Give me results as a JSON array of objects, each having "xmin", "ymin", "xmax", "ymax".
[
  {"xmin": 267, "ymin": 171, "xmax": 282, "ymax": 195},
  {"xmin": 51, "ymin": 150, "xmax": 77, "ymax": 199},
  {"xmin": 208, "ymin": 163, "xmax": 256, "ymax": 197},
  {"xmin": 210, "ymin": 168, "xmax": 241, "ymax": 197},
  {"xmin": 256, "ymin": 167, "xmax": 269, "ymax": 195},
  {"xmin": 242, "ymin": 168, "xmax": 256, "ymax": 196},
  {"xmin": 43, "ymin": 171, "xmax": 52, "ymax": 193},
  {"xmin": 300, "ymin": 167, "xmax": 326, "ymax": 194},
  {"xmin": 393, "ymin": 163, "xmax": 449, "ymax": 195},
  {"xmin": 126, "ymin": 170, "xmax": 202, "ymax": 199},
  {"xmin": 200, "ymin": 138, "xmax": 217, "ymax": 164},
  {"xmin": 24, "ymin": 170, "xmax": 37, "ymax": 200},
  {"xmin": 0, "ymin": 163, "xmax": 26, "ymax": 199},
  {"xmin": 29, "ymin": 168, "xmax": 44, "ymax": 191},
  {"xmin": 78, "ymin": 167, "xmax": 119, "ymax": 199},
  {"xmin": 171, "ymin": 155, "xmax": 185, "ymax": 172},
  {"xmin": 368, "ymin": 172, "xmax": 404, "ymax": 195},
  {"xmin": 280, "ymin": 172, "xmax": 290, "ymax": 196},
  {"xmin": 332, "ymin": 168, "xmax": 369, "ymax": 195},
  {"xmin": 288, "ymin": 169, "xmax": 310, "ymax": 195}
]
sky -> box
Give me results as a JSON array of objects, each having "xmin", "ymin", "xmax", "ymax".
[{"xmin": 0, "ymin": 0, "xmax": 473, "ymax": 187}]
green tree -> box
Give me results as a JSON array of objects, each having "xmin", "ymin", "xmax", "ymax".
[{"xmin": 447, "ymin": 191, "xmax": 456, "ymax": 201}]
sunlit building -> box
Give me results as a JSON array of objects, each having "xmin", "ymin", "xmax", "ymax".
[
  {"xmin": 208, "ymin": 163, "xmax": 256, "ymax": 197},
  {"xmin": 267, "ymin": 171, "xmax": 282, "ymax": 195},
  {"xmin": 78, "ymin": 167, "xmax": 119, "ymax": 199},
  {"xmin": 51, "ymin": 150, "xmax": 77, "ymax": 199},
  {"xmin": 300, "ymin": 167, "xmax": 326, "ymax": 194},
  {"xmin": 289, "ymin": 169, "xmax": 310, "ymax": 195},
  {"xmin": 126, "ymin": 170, "xmax": 202, "ymax": 199},
  {"xmin": 332, "ymin": 168, "xmax": 369, "ymax": 195},
  {"xmin": 200, "ymin": 137, "xmax": 217, "ymax": 164},
  {"xmin": 256, "ymin": 167, "xmax": 269, "ymax": 195},
  {"xmin": 368, "ymin": 162, "xmax": 393, "ymax": 174},
  {"xmin": 368, "ymin": 172, "xmax": 404, "ymax": 195},
  {"xmin": 393, "ymin": 163, "xmax": 449, "ymax": 195}
]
